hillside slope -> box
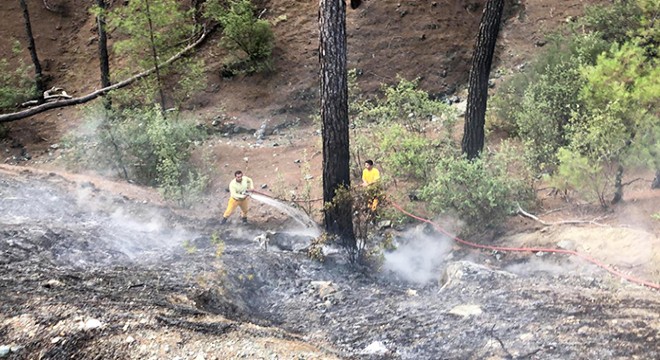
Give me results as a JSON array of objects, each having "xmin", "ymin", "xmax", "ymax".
[{"xmin": 1, "ymin": 0, "xmax": 604, "ymax": 157}]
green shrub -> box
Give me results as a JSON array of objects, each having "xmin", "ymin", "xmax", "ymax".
[
  {"xmin": 490, "ymin": 33, "xmax": 609, "ymax": 172},
  {"xmin": 65, "ymin": 105, "xmax": 208, "ymax": 206},
  {"xmin": 580, "ymin": 0, "xmax": 644, "ymax": 43},
  {"xmin": 0, "ymin": 41, "xmax": 36, "ymax": 110},
  {"xmin": 420, "ymin": 150, "xmax": 532, "ymax": 234},
  {"xmin": 350, "ymin": 76, "xmax": 457, "ymax": 185},
  {"xmin": 354, "ymin": 76, "xmax": 455, "ymax": 133},
  {"xmin": 205, "ymin": 0, "xmax": 274, "ymax": 74}
]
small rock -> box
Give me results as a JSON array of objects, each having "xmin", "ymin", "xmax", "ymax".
[
  {"xmin": 44, "ymin": 279, "xmax": 64, "ymax": 288},
  {"xmin": 294, "ymin": 159, "xmax": 301, "ymax": 163},
  {"xmin": 0, "ymin": 345, "xmax": 11, "ymax": 357},
  {"xmin": 51, "ymin": 337, "xmax": 62, "ymax": 344},
  {"xmin": 448, "ymin": 304, "xmax": 483, "ymax": 317},
  {"xmin": 361, "ymin": 341, "xmax": 388, "ymax": 355},
  {"xmin": 125, "ymin": 336, "xmax": 136, "ymax": 344},
  {"xmin": 260, "ymin": 184, "xmax": 268, "ymax": 189},
  {"xmin": 81, "ymin": 318, "xmax": 104, "ymax": 330},
  {"xmin": 406, "ymin": 289, "xmax": 418, "ymax": 297},
  {"xmin": 377, "ymin": 220, "xmax": 392, "ymax": 229},
  {"xmin": 50, "ymin": 143, "xmax": 60, "ymax": 150},
  {"xmin": 557, "ymin": 239, "xmax": 576, "ymax": 251}
]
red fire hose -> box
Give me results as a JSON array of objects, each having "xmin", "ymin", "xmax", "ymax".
[
  {"xmin": 390, "ymin": 201, "xmax": 660, "ymax": 291},
  {"xmin": 248, "ymin": 188, "xmax": 659, "ymax": 290}
]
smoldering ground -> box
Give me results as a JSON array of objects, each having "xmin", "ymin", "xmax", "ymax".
[{"xmin": 1, "ymin": 169, "xmax": 659, "ymax": 359}]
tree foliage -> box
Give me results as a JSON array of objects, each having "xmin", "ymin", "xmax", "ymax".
[
  {"xmin": 492, "ymin": 0, "xmax": 659, "ymax": 204},
  {"xmin": 0, "ymin": 40, "xmax": 35, "ymax": 110},
  {"xmin": 64, "ymin": 105, "xmax": 208, "ymax": 206},
  {"xmin": 420, "ymin": 145, "xmax": 533, "ymax": 233},
  {"xmin": 204, "ymin": 0, "xmax": 274, "ymax": 74}
]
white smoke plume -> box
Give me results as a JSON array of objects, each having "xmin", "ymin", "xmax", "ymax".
[{"xmin": 383, "ymin": 226, "xmax": 454, "ymax": 284}]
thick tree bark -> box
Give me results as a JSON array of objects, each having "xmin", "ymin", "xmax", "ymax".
[
  {"xmin": 96, "ymin": 0, "xmax": 112, "ymax": 109},
  {"xmin": 461, "ymin": 0, "xmax": 504, "ymax": 159},
  {"xmin": 319, "ymin": 0, "xmax": 355, "ymax": 247},
  {"xmin": 19, "ymin": 0, "xmax": 46, "ymax": 103}
]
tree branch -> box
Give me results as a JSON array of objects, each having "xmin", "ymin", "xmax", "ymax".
[
  {"xmin": 0, "ymin": 28, "xmax": 213, "ymax": 124},
  {"xmin": 517, "ymin": 206, "xmax": 609, "ymax": 227}
]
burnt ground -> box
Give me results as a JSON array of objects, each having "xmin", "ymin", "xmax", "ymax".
[{"xmin": 2, "ymin": 164, "xmax": 659, "ymax": 359}]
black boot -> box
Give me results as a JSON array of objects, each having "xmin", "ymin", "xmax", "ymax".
[
  {"xmin": 241, "ymin": 217, "xmax": 248, "ymax": 224},
  {"xmin": 220, "ymin": 217, "xmax": 227, "ymax": 225}
]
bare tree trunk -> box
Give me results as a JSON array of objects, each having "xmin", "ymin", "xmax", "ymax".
[
  {"xmin": 461, "ymin": 0, "xmax": 504, "ymax": 159},
  {"xmin": 19, "ymin": 0, "xmax": 46, "ymax": 103},
  {"xmin": 319, "ymin": 0, "xmax": 355, "ymax": 248},
  {"xmin": 96, "ymin": 0, "xmax": 112, "ymax": 109},
  {"xmin": 611, "ymin": 164, "xmax": 624, "ymax": 204},
  {"xmin": 143, "ymin": 0, "xmax": 167, "ymax": 111},
  {"xmin": 652, "ymin": 170, "xmax": 660, "ymax": 189}
]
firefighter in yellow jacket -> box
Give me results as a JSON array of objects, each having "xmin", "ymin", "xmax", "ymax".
[
  {"xmin": 221, "ymin": 170, "xmax": 254, "ymax": 224},
  {"xmin": 362, "ymin": 160, "xmax": 381, "ymax": 212}
]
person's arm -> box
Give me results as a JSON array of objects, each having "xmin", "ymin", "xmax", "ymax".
[
  {"xmin": 373, "ymin": 168, "xmax": 381, "ymax": 182},
  {"xmin": 246, "ymin": 176, "xmax": 254, "ymax": 191},
  {"xmin": 362, "ymin": 169, "xmax": 368, "ymax": 186}
]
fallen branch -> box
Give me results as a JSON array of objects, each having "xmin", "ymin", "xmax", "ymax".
[
  {"xmin": 517, "ymin": 206, "xmax": 609, "ymax": 227},
  {"xmin": 20, "ymin": 87, "xmax": 73, "ymax": 107},
  {"xmin": 0, "ymin": 28, "xmax": 213, "ymax": 124}
]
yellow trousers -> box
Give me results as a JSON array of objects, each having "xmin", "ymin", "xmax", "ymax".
[
  {"xmin": 370, "ymin": 198, "xmax": 379, "ymax": 212},
  {"xmin": 223, "ymin": 197, "xmax": 249, "ymax": 219}
]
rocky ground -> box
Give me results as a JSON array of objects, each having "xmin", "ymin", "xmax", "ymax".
[{"xmin": 2, "ymin": 165, "xmax": 659, "ymax": 360}]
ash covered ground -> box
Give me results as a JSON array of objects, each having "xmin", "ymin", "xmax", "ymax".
[{"xmin": 1, "ymin": 169, "xmax": 659, "ymax": 359}]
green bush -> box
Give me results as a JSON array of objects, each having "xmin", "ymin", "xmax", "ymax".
[
  {"xmin": 205, "ymin": 0, "xmax": 274, "ymax": 74},
  {"xmin": 350, "ymin": 76, "xmax": 457, "ymax": 184},
  {"xmin": 581, "ymin": 0, "xmax": 644, "ymax": 43},
  {"xmin": 420, "ymin": 150, "xmax": 532, "ymax": 233},
  {"xmin": 490, "ymin": 33, "xmax": 609, "ymax": 172},
  {"xmin": 0, "ymin": 41, "xmax": 36, "ymax": 110},
  {"xmin": 65, "ymin": 105, "xmax": 208, "ymax": 206},
  {"xmin": 354, "ymin": 76, "xmax": 455, "ymax": 133}
]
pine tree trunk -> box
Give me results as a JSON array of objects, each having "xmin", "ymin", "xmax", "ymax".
[
  {"xmin": 652, "ymin": 170, "xmax": 660, "ymax": 189},
  {"xmin": 319, "ymin": 0, "xmax": 355, "ymax": 247},
  {"xmin": 143, "ymin": 0, "xmax": 167, "ymax": 111},
  {"xmin": 19, "ymin": 0, "xmax": 45, "ymax": 103},
  {"xmin": 96, "ymin": 0, "xmax": 112, "ymax": 109},
  {"xmin": 461, "ymin": 0, "xmax": 504, "ymax": 159}
]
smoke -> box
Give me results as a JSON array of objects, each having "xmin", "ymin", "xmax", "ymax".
[
  {"xmin": 383, "ymin": 226, "xmax": 453, "ymax": 284},
  {"xmin": 504, "ymin": 257, "xmax": 587, "ymax": 276},
  {"xmin": 249, "ymin": 192, "xmax": 321, "ymax": 237}
]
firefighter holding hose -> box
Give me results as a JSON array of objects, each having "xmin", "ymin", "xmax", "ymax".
[{"xmin": 221, "ymin": 170, "xmax": 254, "ymax": 225}]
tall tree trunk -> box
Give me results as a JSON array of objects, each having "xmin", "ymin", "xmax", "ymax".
[
  {"xmin": 461, "ymin": 0, "xmax": 504, "ymax": 159},
  {"xmin": 143, "ymin": 0, "xmax": 167, "ymax": 111},
  {"xmin": 96, "ymin": 0, "xmax": 112, "ymax": 109},
  {"xmin": 319, "ymin": 0, "xmax": 355, "ymax": 247},
  {"xmin": 19, "ymin": 0, "xmax": 45, "ymax": 103}
]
